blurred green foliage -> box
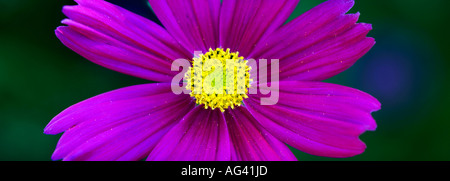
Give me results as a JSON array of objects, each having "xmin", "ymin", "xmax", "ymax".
[{"xmin": 0, "ymin": 0, "xmax": 449, "ymax": 161}]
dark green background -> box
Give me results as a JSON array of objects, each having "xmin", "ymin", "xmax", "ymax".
[{"xmin": 1, "ymin": 0, "xmax": 449, "ymax": 161}]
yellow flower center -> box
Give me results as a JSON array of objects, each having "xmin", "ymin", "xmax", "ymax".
[{"xmin": 184, "ymin": 48, "xmax": 252, "ymax": 112}]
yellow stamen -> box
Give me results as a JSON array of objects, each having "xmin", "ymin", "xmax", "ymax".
[{"xmin": 184, "ymin": 48, "xmax": 252, "ymax": 112}]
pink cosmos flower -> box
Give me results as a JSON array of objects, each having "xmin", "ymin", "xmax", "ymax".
[{"xmin": 45, "ymin": 0, "xmax": 381, "ymax": 161}]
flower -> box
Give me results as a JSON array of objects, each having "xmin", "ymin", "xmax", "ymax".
[{"xmin": 45, "ymin": 0, "xmax": 380, "ymax": 161}]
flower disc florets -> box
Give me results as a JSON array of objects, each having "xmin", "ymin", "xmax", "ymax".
[{"xmin": 184, "ymin": 48, "xmax": 252, "ymax": 112}]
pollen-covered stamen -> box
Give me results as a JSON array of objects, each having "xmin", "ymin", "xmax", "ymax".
[{"xmin": 184, "ymin": 48, "xmax": 252, "ymax": 112}]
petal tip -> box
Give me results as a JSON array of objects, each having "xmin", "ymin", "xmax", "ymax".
[
  {"xmin": 364, "ymin": 120, "xmax": 378, "ymax": 131},
  {"xmin": 43, "ymin": 124, "xmax": 57, "ymax": 135},
  {"xmin": 54, "ymin": 26, "xmax": 67, "ymax": 37},
  {"xmin": 51, "ymin": 152, "xmax": 64, "ymax": 161},
  {"xmin": 337, "ymin": 0, "xmax": 355, "ymax": 14},
  {"xmin": 343, "ymin": 0, "xmax": 355, "ymax": 6},
  {"xmin": 364, "ymin": 23, "xmax": 373, "ymax": 31}
]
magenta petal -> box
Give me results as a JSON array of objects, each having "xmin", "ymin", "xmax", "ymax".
[
  {"xmin": 244, "ymin": 81, "xmax": 381, "ymax": 158},
  {"xmin": 147, "ymin": 107, "xmax": 231, "ymax": 161},
  {"xmin": 56, "ymin": 0, "xmax": 190, "ymax": 82},
  {"xmin": 45, "ymin": 83, "xmax": 176, "ymax": 134},
  {"xmin": 280, "ymin": 25, "xmax": 374, "ymax": 81},
  {"xmin": 148, "ymin": 0, "xmax": 221, "ymax": 52},
  {"xmin": 249, "ymin": 0, "xmax": 373, "ymax": 81},
  {"xmin": 225, "ymin": 107, "xmax": 297, "ymax": 161},
  {"xmin": 219, "ymin": 0, "xmax": 299, "ymax": 57},
  {"xmin": 44, "ymin": 83, "xmax": 195, "ymax": 161}
]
